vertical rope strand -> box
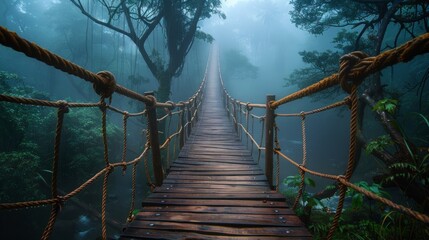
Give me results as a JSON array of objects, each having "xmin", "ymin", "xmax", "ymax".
[
  {"xmin": 293, "ymin": 113, "xmax": 307, "ymax": 209},
  {"xmin": 127, "ymin": 163, "xmax": 138, "ymax": 222},
  {"xmin": 327, "ymin": 86, "xmax": 359, "ymax": 239},
  {"xmin": 122, "ymin": 112, "xmax": 129, "ymax": 175},
  {"xmin": 41, "ymin": 102, "xmax": 68, "ymax": 240}
]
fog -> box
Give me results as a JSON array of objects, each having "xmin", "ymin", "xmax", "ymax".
[
  {"xmin": 1, "ymin": 0, "xmax": 428, "ymax": 239},
  {"xmin": 200, "ymin": 0, "xmax": 351, "ymax": 188}
]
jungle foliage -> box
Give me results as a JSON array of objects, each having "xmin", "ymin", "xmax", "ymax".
[
  {"xmin": 286, "ymin": 0, "xmax": 429, "ymax": 215},
  {"xmin": 283, "ymin": 175, "xmax": 429, "ymax": 239},
  {"xmin": 0, "ymin": 71, "xmax": 121, "ymax": 202}
]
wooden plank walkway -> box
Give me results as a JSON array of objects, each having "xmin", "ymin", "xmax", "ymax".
[{"xmin": 120, "ymin": 51, "xmax": 311, "ymax": 239}]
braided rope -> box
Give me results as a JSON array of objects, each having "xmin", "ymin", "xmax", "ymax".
[
  {"xmin": 271, "ymin": 32, "xmax": 429, "ymax": 108},
  {"xmin": 0, "ymin": 94, "xmax": 101, "ymax": 108},
  {"xmin": 0, "ymin": 26, "xmax": 152, "ymax": 103},
  {"xmin": 143, "ymin": 119, "xmax": 156, "ymax": 191},
  {"xmin": 293, "ymin": 113, "xmax": 308, "ymax": 210},
  {"xmin": 40, "ymin": 203, "xmax": 60, "ymax": 240},
  {"xmin": 40, "ymin": 102, "xmax": 68, "ymax": 239},
  {"xmin": 121, "ymin": 112, "xmax": 128, "ymax": 174},
  {"xmin": 101, "ymin": 166, "xmax": 112, "ymax": 240},
  {"xmin": 127, "ymin": 162, "xmax": 138, "ymax": 223},
  {"xmin": 276, "ymin": 99, "xmax": 349, "ymax": 118},
  {"xmin": 327, "ymin": 86, "xmax": 360, "ymax": 239}
]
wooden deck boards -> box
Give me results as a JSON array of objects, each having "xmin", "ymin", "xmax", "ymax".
[{"xmin": 120, "ymin": 52, "xmax": 311, "ymax": 239}]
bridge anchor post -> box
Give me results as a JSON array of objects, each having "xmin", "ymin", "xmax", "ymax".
[
  {"xmin": 265, "ymin": 95, "xmax": 276, "ymax": 190},
  {"xmin": 144, "ymin": 91, "xmax": 163, "ymax": 186}
]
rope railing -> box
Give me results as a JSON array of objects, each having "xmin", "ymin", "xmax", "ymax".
[
  {"xmin": 219, "ymin": 32, "xmax": 429, "ymax": 239},
  {"xmin": 0, "ymin": 26, "xmax": 207, "ymax": 240}
]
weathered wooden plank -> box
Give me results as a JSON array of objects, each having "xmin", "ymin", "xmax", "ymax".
[
  {"xmin": 133, "ymin": 212, "xmax": 305, "ymax": 227},
  {"xmin": 154, "ymin": 186, "xmax": 269, "ymax": 194},
  {"xmin": 121, "ymin": 228, "xmax": 312, "ymax": 240},
  {"xmin": 155, "ymin": 184, "xmax": 269, "ymax": 190},
  {"xmin": 126, "ymin": 221, "xmax": 311, "ymax": 237},
  {"xmin": 142, "ymin": 199, "xmax": 287, "ymax": 207},
  {"xmin": 166, "ymin": 170, "xmax": 264, "ymax": 176},
  {"xmin": 162, "ymin": 179, "xmax": 269, "ymax": 186},
  {"xmin": 147, "ymin": 193, "xmax": 285, "ymax": 200},
  {"xmin": 141, "ymin": 206, "xmax": 295, "ymax": 215},
  {"xmin": 165, "ymin": 174, "xmax": 267, "ymax": 181}
]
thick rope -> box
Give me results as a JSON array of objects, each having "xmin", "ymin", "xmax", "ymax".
[
  {"xmin": 40, "ymin": 102, "xmax": 68, "ymax": 240},
  {"xmin": 293, "ymin": 112, "xmax": 308, "ymax": 210},
  {"xmin": 122, "ymin": 112, "xmax": 129, "ymax": 175},
  {"xmin": 271, "ymin": 32, "xmax": 429, "ymax": 108},
  {"xmin": 127, "ymin": 162, "xmax": 138, "ymax": 223},
  {"xmin": 0, "ymin": 26, "xmax": 152, "ymax": 103}
]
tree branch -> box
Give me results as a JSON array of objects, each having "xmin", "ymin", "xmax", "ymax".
[{"xmin": 70, "ymin": 0, "xmax": 131, "ymax": 38}]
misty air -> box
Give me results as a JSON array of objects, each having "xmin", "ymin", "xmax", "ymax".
[{"xmin": 1, "ymin": 1, "xmax": 429, "ymax": 239}]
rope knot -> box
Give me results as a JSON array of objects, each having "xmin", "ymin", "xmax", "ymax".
[
  {"xmin": 165, "ymin": 101, "xmax": 176, "ymax": 112},
  {"xmin": 94, "ymin": 71, "xmax": 116, "ymax": 98},
  {"xmin": 107, "ymin": 164, "xmax": 114, "ymax": 173},
  {"xmin": 246, "ymin": 102, "xmax": 253, "ymax": 111},
  {"xmin": 56, "ymin": 100, "xmax": 69, "ymax": 113},
  {"xmin": 339, "ymin": 51, "xmax": 368, "ymax": 93},
  {"xmin": 300, "ymin": 111, "xmax": 306, "ymax": 120}
]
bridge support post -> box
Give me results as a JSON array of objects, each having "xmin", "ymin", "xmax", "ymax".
[
  {"xmin": 265, "ymin": 95, "xmax": 275, "ymax": 189},
  {"xmin": 179, "ymin": 105, "xmax": 185, "ymax": 149},
  {"xmin": 144, "ymin": 92, "xmax": 163, "ymax": 187},
  {"xmin": 186, "ymin": 104, "xmax": 192, "ymax": 137},
  {"xmin": 233, "ymin": 101, "xmax": 238, "ymax": 133}
]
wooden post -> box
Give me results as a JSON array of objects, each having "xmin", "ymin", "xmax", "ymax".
[
  {"xmin": 226, "ymin": 97, "xmax": 230, "ymax": 119},
  {"xmin": 186, "ymin": 104, "xmax": 192, "ymax": 137},
  {"xmin": 233, "ymin": 101, "xmax": 238, "ymax": 133},
  {"xmin": 144, "ymin": 92, "xmax": 163, "ymax": 186},
  {"xmin": 265, "ymin": 95, "xmax": 275, "ymax": 189},
  {"xmin": 179, "ymin": 105, "xmax": 185, "ymax": 149}
]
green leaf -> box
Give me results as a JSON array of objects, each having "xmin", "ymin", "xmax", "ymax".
[
  {"xmin": 351, "ymin": 193, "xmax": 364, "ymax": 209},
  {"xmin": 372, "ymin": 98, "xmax": 398, "ymax": 114},
  {"xmin": 305, "ymin": 177, "xmax": 316, "ymax": 187}
]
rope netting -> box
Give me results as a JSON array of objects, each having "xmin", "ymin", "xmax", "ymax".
[
  {"xmin": 220, "ymin": 32, "xmax": 429, "ymax": 239},
  {"xmin": 0, "ymin": 26, "xmax": 206, "ymax": 239}
]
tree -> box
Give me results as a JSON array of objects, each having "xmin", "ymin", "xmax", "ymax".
[
  {"xmin": 70, "ymin": 0, "xmax": 224, "ymax": 103},
  {"xmin": 287, "ymin": 0, "xmax": 429, "ymax": 211}
]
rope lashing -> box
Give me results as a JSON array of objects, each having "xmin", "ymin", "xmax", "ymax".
[
  {"xmin": 339, "ymin": 51, "xmax": 369, "ymax": 93},
  {"xmin": 94, "ymin": 71, "xmax": 117, "ymax": 99}
]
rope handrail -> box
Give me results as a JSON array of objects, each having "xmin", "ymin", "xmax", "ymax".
[
  {"xmin": 0, "ymin": 24, "xmax": 208, "ymax": 240},
  {"xmin": 270, "ymin": 32, "xmax": 429, "ymax": 108},
  {"xmin": 218, "ymin": 32, "xmax": 429, "ymax": 240}
]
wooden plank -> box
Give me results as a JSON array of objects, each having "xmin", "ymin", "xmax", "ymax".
[
  {"xmin": 162, "ymin": 179, "xmax": 269, "ymax": 186},
  {"xmin": 165, "ymin": 174, "xmax": 267, "ymax": 181},
  {"xmin": 142, "ymin": 199, "xmax": 287, "ymax": 207},
  {"xmin": 154, "ymin": 186, "xmax": 269, "ymax": 194},
  {"xmin": 147, "ymin": 193, "xmax": 286, "ymax": 200},
  {"xmin": 126, "ymin": 221, "xmax": 312, "ymax": 237},
  {"xmin": 133, "ymin": 212, "xmax": 305, "ymax": 227},
  {"xmin": 141, "ymin": 206, "xmax": 295, "ymax": 215},
  {"xmin": 121, "ymin": 228, "xmax": 312, "ymax": 240},
  {"xmin": 155, "ymin": 184, "xmax": 269, "ymax": 190},
  {"xmin": 166, "ymin": 170, "xmax": 264, "ymax": 176}
]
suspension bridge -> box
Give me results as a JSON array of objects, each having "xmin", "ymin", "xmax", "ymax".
[{"xmin": 1, "ymin": 26, "xmax": 429, "ymax": 240}]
